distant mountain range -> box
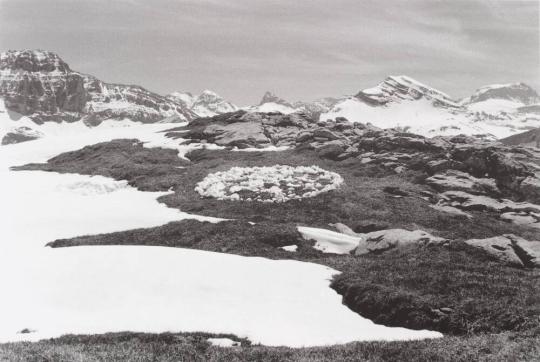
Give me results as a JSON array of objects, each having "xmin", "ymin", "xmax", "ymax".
[
  {"xmin": 320, "ymin": 76, "xmax": 540, "ymax": 139},
  {"xmin": 1, "ymin": 49, "xmax": 539, "ymax": 141}
]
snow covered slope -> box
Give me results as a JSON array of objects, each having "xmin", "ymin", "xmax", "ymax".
[
  {"xmin": 321, "ymin": 76, "xmax": 540, "ymax": 139},
  {"xmin": 191, "ymin": 90, "xmax": 238, "ymax": 117},
  {"xmin": 167, "ymin": 91, "xmax": 196, "ymax": 108},
  {"xmin": 0, "ymin": 50, "xmax": 196, "ymax": 124}
]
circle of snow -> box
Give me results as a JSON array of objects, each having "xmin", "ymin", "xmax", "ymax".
[{"xmin": 195, "ymin": 165, "xmax": 344, "ymax": 203}]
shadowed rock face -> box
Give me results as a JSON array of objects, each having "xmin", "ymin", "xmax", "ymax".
[
  {"xmin": 0, "ymin": 50, "xmax": 195, "ymax": 124},
  {"xmin": 0, "ymin": 51, "xmax": 87, "ymax": 116}
]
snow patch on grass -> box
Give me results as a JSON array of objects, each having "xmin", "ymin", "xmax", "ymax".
[
  {"xmin": 207, "ymin": 337, "xmax": 240, "ymax": 347},
  {"xmin": 280, "ymin": 245, "xmax": 298, "ymax": 252}
]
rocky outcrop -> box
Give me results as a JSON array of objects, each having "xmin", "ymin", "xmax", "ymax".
[
  {"xmin": 500, "ymin": 212, "xmax": 540, "ymax": 229},
  {"xmin": 426, "ymin": 170, "xmax": 500, "ymax": 195},
  {"xmin": 465, "ymin": 234, "xmax": 540, "ymax": 268},
  {"xmin": 325, "ymin": 223, "xmax": 447, "ymax": 255},
  {"xmin": 519, "ymin": 176, "xmax": 540, "ymax": 202},
  {"xmin": 450, "ymin": 143, "xmax": 531, "ymax": 193},
  {"xmin": 440, "ymin": 191, "xmax": 540, "ymax": 213},
  {"xmin": 296, "ymin": 224, "xmax": 447, "ymax": 256},
  {"xmin": 0, "ymin": 50, "xmax": 195, "ymax": 124},
  {"xmin": 430, "ymin": 184, "xmax": 540, "ymax": 229},
  {"xmin": 178, "ymin": 111, "xmax": 367, "ymax": 151},
  {"xmin": 1, "ymin": 126, "xmax": 43, "ymax": 145},
  {"xmin": 357, "ymin": 130, "xmax": 450, "ymax": 153},
  {"xmin": 355, "ymin": 229, "xmax": 447, "ymax": 255}
]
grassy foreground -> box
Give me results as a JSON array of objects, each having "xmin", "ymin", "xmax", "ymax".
[{"xmin": 1, "ymin": 331, "xmax": 539, "ymax": 362}]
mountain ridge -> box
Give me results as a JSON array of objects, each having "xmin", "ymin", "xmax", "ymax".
[
  {"xmin": 1, "ymin": 49, "xmax": 539, "ymax": 141},
  {"xmin": 322, "ymin": 76, "xmax": 540, "ymax": 139}
]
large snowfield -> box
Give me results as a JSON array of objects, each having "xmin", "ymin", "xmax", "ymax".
[{"xmin": 0, "ymin": 116, "xmax": 441, "ymax": 346}]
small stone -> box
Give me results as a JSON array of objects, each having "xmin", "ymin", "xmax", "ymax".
[{"xmin": 394, "ymin": 166, "xmax": 406, "ymax": 174}]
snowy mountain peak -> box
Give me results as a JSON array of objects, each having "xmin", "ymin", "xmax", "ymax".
[
  {"xmin": 166, "ymin": 90, "xmax": 238, "ymax": 118},
  {"xmin": 356, "ymin": 75, "xmax": 460, "ymax": 109},
  {"xmin": 168, "ymin": 91, "xmax": 194, "ymax": 98},
  {"xmin": 167, "ymin": 91, "xmax": 196, "ymax": 108},
  {"xmin": 196, "ymin": 89, "xmax": 226, "ymax": 103},
  {"xmin": 321, "ymin": 75, "xmax": 540, "ymax": 139},
  {"xmin": 200, "ymin": 89, "xmax": 220, "ymax": 97},
  {"xmin": 0, "ymin": 49, "xmax": 71, "ymax": 73},
  {"xmin": 463, "ymin": 83, "xmax": 540, "ymax": 106},
  {"xmin": 259, "ymin": 91, "xmax": 293, "ymax": 107},
  {"xmin": 191, "ymin": 90, "xmax": 238, "ymax": 117}
]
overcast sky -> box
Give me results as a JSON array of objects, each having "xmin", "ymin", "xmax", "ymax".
[{"xmin": 0, "ymin": 0, "xmax": 538, "ymax": 105}]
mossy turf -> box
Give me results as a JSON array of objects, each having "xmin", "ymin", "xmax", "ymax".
[
  {"xmin": 330, "ymin": 242, "xmax": 540, "ymax": 335},
  {"xmin": 15, "ymin": 139, "xmax": 189, "ymax": 192},
  {"xmin": 14, "ymin": 139, "xmax": 540, "ymax": 357}
]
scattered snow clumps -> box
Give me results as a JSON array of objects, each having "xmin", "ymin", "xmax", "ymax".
[{"xmin": 195, "ymin": 165, "xmax": 343, "ymax": 203}]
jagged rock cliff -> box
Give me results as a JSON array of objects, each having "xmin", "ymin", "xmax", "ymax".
[{"xmin": 0, "ymin": 50, "xmax": 196, "ymax": 124}]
